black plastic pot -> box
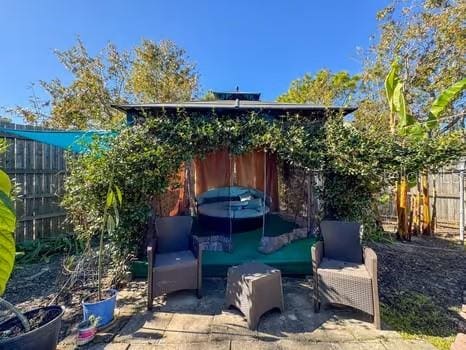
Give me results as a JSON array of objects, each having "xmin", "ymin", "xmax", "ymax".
[{"xmin": 0, "ymin": 305, "xmax": 64, "ymax": 350}]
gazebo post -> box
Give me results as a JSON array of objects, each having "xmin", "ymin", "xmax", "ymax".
[{"xmin": 307, "ymin": 171, "xmax": 312, "ymax": 233}]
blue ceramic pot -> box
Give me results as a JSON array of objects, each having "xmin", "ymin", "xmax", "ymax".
[{"xmin": 82, "ymin": 289, "xmax": 117, "ymax": 327}]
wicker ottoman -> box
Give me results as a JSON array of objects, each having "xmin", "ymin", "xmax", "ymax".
[{"xmin": 225, "ymin": 262, "xmax": 284, "ymax": 330}]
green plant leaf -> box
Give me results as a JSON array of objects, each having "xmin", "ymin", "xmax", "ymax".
[
  {"xmin": 0, "ymin": 192, "xmax": 16, "ymax": 233},
  {"xmin": 114, "ymin": 185, "xmax": 122, "ymax": 205},
  {"xmin": 0, "ymin": 229, "xmax": 15, "ymax": 295},
  {"xmin": 105, "ymin": 190, "xmax": 114, "ymax": 209},
  {"xmin": 112, "ymin": 200, "xmax": 120, "ymax": 227},
  {"xmin": 427, "ymin": 78, "xmax": 466, "ymax": 129},
  {"xmin": 0, "ymin": 171, "xmax": 15, "ymax": 296},
  {"xmin": 0, "ymin": 170, "xmax": 12, "ymax": 197},
  {"xmin": 385, "ymin": 59, "xmax": 400, "ymax": 111},
  {"xmin": 106, "ymin": 215, "xmax": 115, "ymax": 234},
  {"xmin": 393, "ymin": 82, "xmax": 408, "ymax": 126}
]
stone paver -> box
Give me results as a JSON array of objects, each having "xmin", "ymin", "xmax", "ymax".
[
  {"xmin": 451, "ymin": 333, "xmax": 466, "ymax": 350},
  {"xmin": 160, "ymin": 313, "xmax": 213, "ymax": 344},
  {"xmin": 210, "ymin": 310, "xmax": 258, "ymax": 342},
  {"xmin": 114, "ymin": 311, "xmax": 173, "ymax": 344},
  {"xmin": 60, "ymin": 278, "xmax": 439, "ymax": 350},
  {"xmin": 128, "ymin": 341, "xmax": 230, "ymax": 350}
]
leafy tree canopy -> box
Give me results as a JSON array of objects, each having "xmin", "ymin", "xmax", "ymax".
[
  {"xmin": 277, "ymin": 70, "xmax": 360, "ymax": 106},
  {"xmin": 356, "ymin": 0, "xmax": 465, "ymax": 132},
  {"xmin": 11, "ymin": 38, "xmax": 199, "ymax": 129}
]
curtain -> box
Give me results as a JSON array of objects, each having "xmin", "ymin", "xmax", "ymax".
[
  {"xmin": 194, "ymin": 148, "xmax": 232, "ymax": 196},
  {"xmin": 235, "ymin": 150, "xmax": 279, "ymax": 211},
  {"xmin": 153, "ymin": 149, "xmax": 280, "ymax": 217}
]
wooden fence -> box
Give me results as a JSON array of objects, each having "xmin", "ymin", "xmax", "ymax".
[
  {"xmin": 0, "ymin": 122, "xmax": 68, "ymax": 241},
  {"xmin": 379, "ymin": 170, "xmax": 465, "ymax": 230}
]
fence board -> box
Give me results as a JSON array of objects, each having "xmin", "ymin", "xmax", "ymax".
[
  {"xmin": 0, "ymin": 122, "xmax": 68, "ymax": 241},
  {"xmin": 380, "ymin": 171, "xmax": 465, "ymax": 229}
]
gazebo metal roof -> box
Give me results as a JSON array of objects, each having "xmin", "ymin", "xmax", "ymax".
[{"xmin": 112, "ymin": 100, "xmax": 357, "ymax": 119}]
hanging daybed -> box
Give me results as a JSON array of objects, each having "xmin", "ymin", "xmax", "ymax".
[{"xmin": 196, "ymin": 186, "xmax": 271, "ymax": 233}]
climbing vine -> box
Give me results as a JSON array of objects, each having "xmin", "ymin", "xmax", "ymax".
[{"xmin": 63, "ymin": 110, "xmax": 465, "ymax": 256}]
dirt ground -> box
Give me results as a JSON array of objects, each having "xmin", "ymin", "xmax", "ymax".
[{"xmin": 371, "ymin": 236, "xmax": 465, "ymax": 312}]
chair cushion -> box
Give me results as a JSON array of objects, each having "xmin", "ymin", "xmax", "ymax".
[
  {"xmin": 155, "ymin": 216, "xmax": 193, "ymax": 253},
  {"xmin": 244, "ymin": 198, "xmax": 263, "ymax": 210},
  {"xmin": 317, "ymin": 258, "xmax": 374, "ymax": 315},
  {"xmin": 154, "ymin": 250, "xmax": 197, "ymax": 270},
  {"xmin": 318, "ymin": 258, "xmax": 370, "ymax": 279},
  {"xmin": 320, "ymin": 221, "xmax": 362, "ymax": 263}
]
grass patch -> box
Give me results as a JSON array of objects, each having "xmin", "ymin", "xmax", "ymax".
[{"xmin": 381, "ymin": 291, "xmax": 457, "ymax": 350}]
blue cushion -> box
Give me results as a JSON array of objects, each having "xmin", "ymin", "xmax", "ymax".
[{"xmin": 244, "ymin": 198, "xmax": 263, "ymax": 210}]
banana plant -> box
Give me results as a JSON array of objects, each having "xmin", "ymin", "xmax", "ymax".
[
  {"xmin": 0, "ymin": 167, "xmax": 30, "ymax": 332},
  {"xmin": 385, "ymin": 59, "xmax": 411, "ymax": 239},
  {"xmin": 427, "ymin": 78, "xmax": 466, "ymax": 130},
  {"xmin": 385, "ymin": 59, "xmax": 466, "ymax": 238}
]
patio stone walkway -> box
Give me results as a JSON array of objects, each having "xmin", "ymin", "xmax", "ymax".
[{"xmin": 59, "ymin": 278, "xmax": 436, "ymax": 350}]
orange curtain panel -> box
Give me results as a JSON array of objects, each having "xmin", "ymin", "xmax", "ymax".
[
  {"xmin": 234, "ymin": 150, "xmax": 279, "ymax": 211},
  {"xmin": 194, "ymin": 149, "xmax": 232, "ymax": 196}
]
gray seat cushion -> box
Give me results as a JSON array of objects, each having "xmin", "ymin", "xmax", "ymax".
[
  {"xmin": 317, "ymin": 258, "xmax": 373, "ymax": 314},
  {"xmin": 318, "ymin": 258, "xmax": 370, "ymax": 280},
  {"xmin": 154, "ymin": 250, "xmax": 196, "ymax": 271}
]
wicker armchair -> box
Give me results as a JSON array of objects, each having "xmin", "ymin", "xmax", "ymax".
[
  {"xmin": 147, "ymin": 215, "xmax": 202, "ymax": 310},
  {"xmin": 311, "ymin": 220, "xmax": 380, "ymax": 329}
]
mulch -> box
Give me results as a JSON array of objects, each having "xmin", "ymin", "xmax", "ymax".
[{"xmin": 370, "ymin": 236, "xmax": 466, "ymax": 331}]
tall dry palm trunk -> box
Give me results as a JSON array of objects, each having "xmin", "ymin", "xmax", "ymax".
[
  {"xmin": 431, "ymin": 174, "xmax": 437, "ymax": 234},
  {"xmin": 420, "ymin": 172, "xmax": 431, "ymax": 235},
  {"xmin": 396, "ymin": 175, "xmax": 410, "ymax": 240},
  {"xmin": 391, "ymin": 109, "xmax": 410, "ymax": 240},
  {"xmin": 410, "ymin": 179, "xmax": 421, "ymax": 236}
]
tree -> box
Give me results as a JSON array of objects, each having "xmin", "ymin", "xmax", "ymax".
[
  {"xmin": 385, "ymin": 59, "xmax": 465, "ymax": 239},
  {"xmin": 277, "ymin": 70, "xmax": 360, "ymax": 106},
  {"xmin": 11, "ymin": 38, "xmax": 199, "ymax": 129},
  {"xmin": 357, "ymin": 0, "xmax": 465, "ymax": 130},
  {"xmin": 356, "ymin": 0, "xmax": 466, "ymax": 237},
  {"xmin": 127, "ymin": 40, "xmax": 198, "ymax": 103}
]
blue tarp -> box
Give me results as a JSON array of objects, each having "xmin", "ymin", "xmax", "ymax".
[{"xmin": 0, "ymin": 128, "xmax": 114, "ymax": 153}]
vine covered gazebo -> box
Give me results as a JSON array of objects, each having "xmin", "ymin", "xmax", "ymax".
[{"xmin": 114, "ymin": 91, "xmax": 356, "ymax": 276}]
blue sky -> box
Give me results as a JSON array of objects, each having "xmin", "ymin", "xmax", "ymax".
[{"xmin": 0, "ymin": 0, "xmax": 386, "ymax": 115}]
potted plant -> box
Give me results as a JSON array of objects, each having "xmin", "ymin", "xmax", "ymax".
[
  {"xmin": 82, "ymin": 180, "xmax": 122, "ymax": 328},
  {"xmin": 76, "ymin": 315, "xmax": 100, "ymax": 346},
  {"xmin": 0, "ymin": 163, "xmax": 64, "ymax": 350}
]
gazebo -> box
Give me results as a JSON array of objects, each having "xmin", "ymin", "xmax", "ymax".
[{"xmin": 114, "ymin": 91, "xmax": 356, "ymax": 276}]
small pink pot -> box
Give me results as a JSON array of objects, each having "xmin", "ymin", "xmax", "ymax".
[{"xmin": 76, "ymin": 324, "xmax": 97, "ymax": 346}]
